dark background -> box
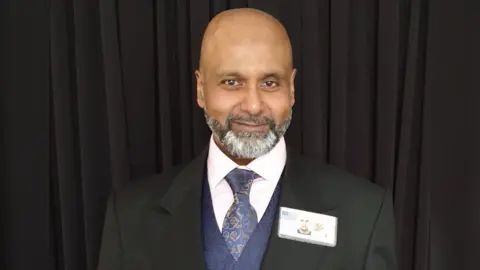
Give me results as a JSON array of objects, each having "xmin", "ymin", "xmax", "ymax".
[{"xmin": 1, "ymin": 0, "xmax": 479, "ymax": 269}]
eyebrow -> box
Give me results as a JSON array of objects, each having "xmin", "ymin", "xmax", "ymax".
[
  {"xmin": 216, "ymin": 71, "xmax": 244, "ymax": 78},
  {"xmin": 262, "ymin": 73, "xmax": 284, "ymax": 80},
  {"xmin": 216, "ymin": 71, "xmax": 286, "ymax": 80}
]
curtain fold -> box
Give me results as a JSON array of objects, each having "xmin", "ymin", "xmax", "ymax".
[
  {"xmin": 1, "ymin": 0, "xmax": 479, "ymax": 269},
  {"xmin": 99, "ymin": 0, "xmax": 131, "ymax": 189},
  {"xmin": 1, "ymin": 0, "xmax": 51, "ymax": 269}
]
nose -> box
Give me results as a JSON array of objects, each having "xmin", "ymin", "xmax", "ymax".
[{"xmin": 240, "ymin": 86, "xmax": 262, "ymax": 115}]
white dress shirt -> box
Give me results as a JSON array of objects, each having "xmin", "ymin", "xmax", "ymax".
[{"xmin": 206, "ymin": 135, "xmax": 287, "ymax": 231}]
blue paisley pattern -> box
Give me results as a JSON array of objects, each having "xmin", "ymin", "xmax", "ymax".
[{"xmin": 222, "ymin": 168, "xmax": 259, "ymax": 261}]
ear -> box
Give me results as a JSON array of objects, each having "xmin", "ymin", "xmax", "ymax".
[
  {"xmin": 195, "ymin": 70, "xmax": 205, "ymax": 108},
  {"xmin": 289, "ymin": 68, "xmax": 297, "ymax": 106}
]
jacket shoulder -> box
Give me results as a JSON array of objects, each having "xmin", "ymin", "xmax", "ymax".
[
  {"xmin": 292, "ymin": 153, "xmax": 389, "ymax": 209},
  {"xmin": 298, "ymin": 154, "xmax": 385, "ymax": 190},
  {"xmin": 111, "ymin": 162, "xmax": 188, "ymax": 206}
]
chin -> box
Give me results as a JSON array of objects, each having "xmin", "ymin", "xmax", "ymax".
[
  {"xmin": 221, "ymin": 130, "xmax": 279, "ymax": 159},
  {"xmin": 231, "ymin": 130, "xmax": 270, "ymax": 138}
]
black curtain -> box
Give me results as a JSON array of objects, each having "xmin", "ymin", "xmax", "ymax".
[{"xmin": 1, "ymin": 0, "xmax": 479, "ymax": 269}]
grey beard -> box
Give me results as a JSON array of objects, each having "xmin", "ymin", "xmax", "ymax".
[{"xmin": 204, "ymin": 109, "xmax": 292, "ymax": 159}]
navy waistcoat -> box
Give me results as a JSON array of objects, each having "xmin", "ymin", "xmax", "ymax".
[{"xmin": 201, "ymin": 173, "xmax": 281, "ymax": 270}]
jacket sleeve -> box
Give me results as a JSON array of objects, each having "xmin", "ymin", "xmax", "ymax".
[
  {"xmin": 97, "ymin": 191, "xmax": 123, "ymax": 270},
  {"xmin": 364, "ymin": 190, "xmax": 397, "ymax": 270}
]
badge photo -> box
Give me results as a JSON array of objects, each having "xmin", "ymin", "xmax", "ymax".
[{"xmin": 277, "ymin": 206, "xmax": 338, "ymax": 247}]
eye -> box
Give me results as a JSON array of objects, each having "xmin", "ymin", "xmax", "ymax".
[
  {"xmin": 223, "ymin": 79, "xmax": 239, "ymax": 86},
  {"xmin": 263, "ymin": 81, "xmax": 277, "ymax": 87}
]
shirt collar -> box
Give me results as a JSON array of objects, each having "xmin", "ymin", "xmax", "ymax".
[{"xmin": 207, "ymin": 135, "xmax": 287, "ymax": 188}]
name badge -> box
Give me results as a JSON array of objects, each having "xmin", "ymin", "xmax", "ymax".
[{"xmin": 278, "ymin": 206, "xmax": 337, "ymax": 247}]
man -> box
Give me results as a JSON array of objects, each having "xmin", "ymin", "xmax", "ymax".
[{"xmin": 98, "ymin": 8, "xmax": 396, "ymax": 270}]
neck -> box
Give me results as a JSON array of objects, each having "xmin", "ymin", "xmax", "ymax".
[{"xmin": 213, "ymin": 136, "xmax": 254, "ymax": 166}]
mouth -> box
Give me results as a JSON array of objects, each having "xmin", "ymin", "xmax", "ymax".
[{"xmin": 231, "ymin": 121, "xmax": 269, "ymax": 132}]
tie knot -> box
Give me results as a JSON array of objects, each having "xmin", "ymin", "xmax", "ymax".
[{"xmin": 224, "ymin": 168, "xmax": 258, "ymax": 195}]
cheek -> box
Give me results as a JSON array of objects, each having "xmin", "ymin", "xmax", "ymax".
[
  {"xmin": 264, "ymin": 95, "xmax": 292, "ymax": 123},
  {"xmin": 204, "ymin": 90, "xmax": 239, "ymax": 122}
]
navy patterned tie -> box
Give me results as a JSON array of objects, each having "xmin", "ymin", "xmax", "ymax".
[{"xmin": 222, "ymin": 168, "xmax": 259, "ymax": 261}]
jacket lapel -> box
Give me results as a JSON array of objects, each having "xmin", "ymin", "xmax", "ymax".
[
  {"xmin": 261, "ymin": 149, "xmax": 338, "ymax": 270},
  {"xmin": 147, "ymin": 149, "xmax": 208, "ymax": 270}
]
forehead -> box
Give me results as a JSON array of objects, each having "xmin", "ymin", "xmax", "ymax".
[{"xmin": 205, "ymin": 39, "xmax": 291, "ymax": 76}]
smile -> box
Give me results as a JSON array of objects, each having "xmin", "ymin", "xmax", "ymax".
[{"xmin": 232, "ymin": 121, "xmax": 269, "ymax": 132}]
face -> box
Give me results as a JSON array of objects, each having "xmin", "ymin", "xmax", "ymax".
[
  {"xmin": 196, "ymin": 36, "xmax": 296, "ymax": 159},
  {"xmin": 300, "ymin": 219, "xmax": 309, "ymax": 231}
]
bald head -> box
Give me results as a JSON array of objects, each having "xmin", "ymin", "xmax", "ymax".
[
  {"xmin": 195, "ymin": 8, "xmax": 296, "ymax": 162},
  {"xmin": 199, "ymin": 8, "xmax": 293, "ymax": 71}
]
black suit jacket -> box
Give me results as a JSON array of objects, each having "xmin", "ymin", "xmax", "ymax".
[{"xmin": 98, "ymin": 147, "xmax": 397, "ymax": 270}]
